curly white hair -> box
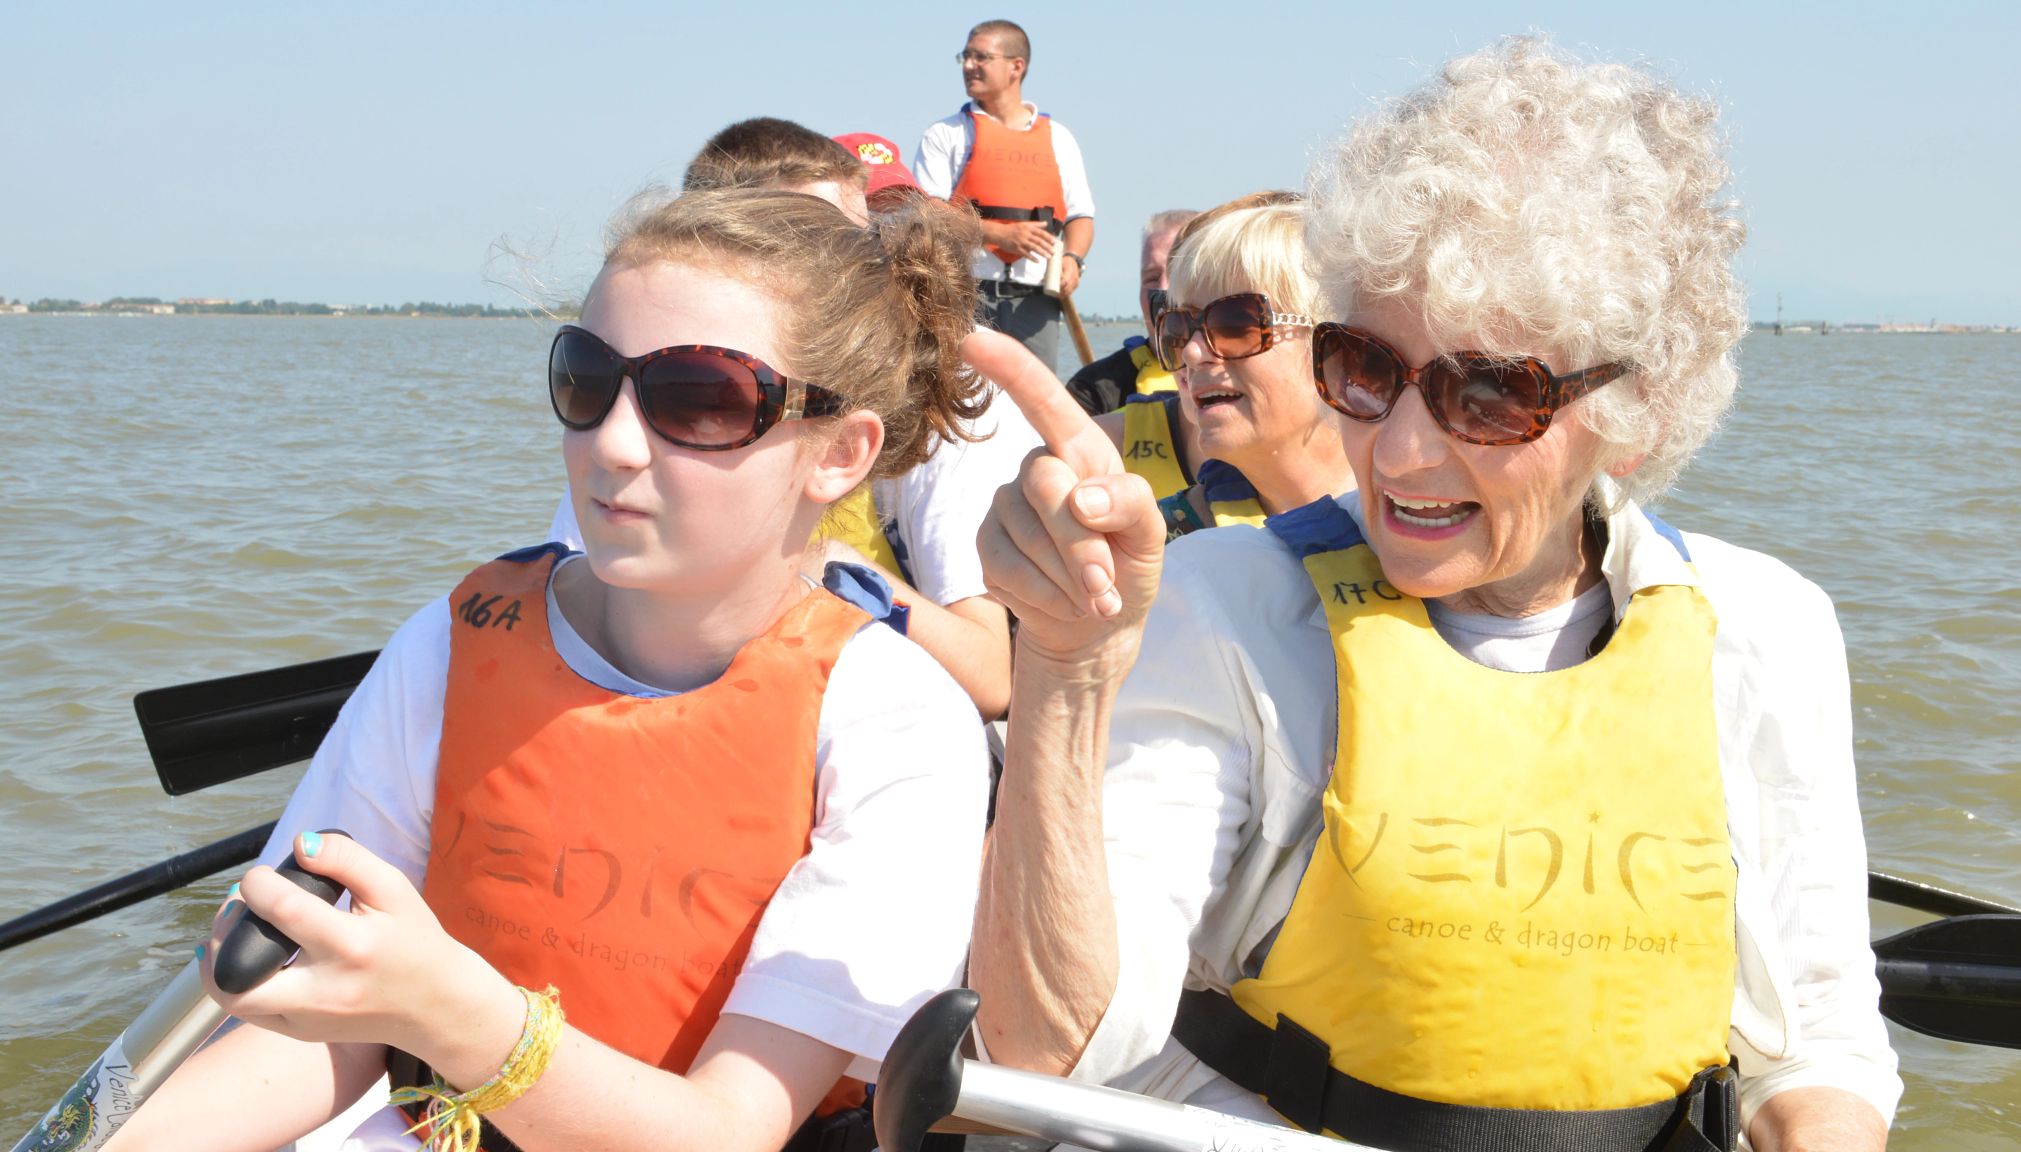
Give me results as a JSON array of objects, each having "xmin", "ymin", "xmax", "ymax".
[{"xmin": 1305, "ymin": 37, "xmax": 1748, "ymax": 502}]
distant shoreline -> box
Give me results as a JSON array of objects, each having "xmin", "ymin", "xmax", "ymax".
[
  {"xmin": 1746, "ymin": 321, "xmax": 2019, "ymax": 335},
  {"xmin": 2, "ymin": 302, "xmax": 2013, "ymax": 333},
  {"xmin": 0, "ymin": 297, "xmax": 564, "ymax": 319}
]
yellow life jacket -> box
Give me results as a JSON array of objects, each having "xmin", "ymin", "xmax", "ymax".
[
  {"xmin": 1156, "ymin": 458, "xmax": 1267, "ymax": 540},
  {"xmin": 1119, "ymin": 392, "xmax": 1188, "ymax": 499},
  {"xmin": 816, "ymin": 486, "xmax": 903, "ymax": 577},
  {"xmin": 1231, "ymin": 499, "xmax": 1735, "ymax": 1116},
  {"xmin": 1128, "ymin": 340, "xmax": 1177, "ymax": 395}
]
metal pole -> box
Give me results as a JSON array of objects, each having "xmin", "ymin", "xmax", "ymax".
[
  {"xmin": 874, "ymin": 989, "xmax": 1384, "ymax": 1152},
  {"xmin": 10, "ymin": 847, "xmax": 347, "ymax": 1150},
  {"xmin": 9, "ymin": 961, "xmax": 228, "ymax": 1152},
  {"xmin": 953, "ymin": 1060, "xmax": 1376, "ymax": 1152}
]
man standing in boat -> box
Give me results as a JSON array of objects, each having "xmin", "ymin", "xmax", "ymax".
[{"xmin": 916, "ymin": 18, "xmax": 1096, "ymax": 370}]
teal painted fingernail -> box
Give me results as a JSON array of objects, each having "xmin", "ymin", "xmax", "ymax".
[
  {"xmin": 300, "ymin": 831, "xmax": 323, "ymax": 858},
  {"xmin": 227, "ymin": 882, "xmax": 240, "ymax": 899},
  {"xmin": 195, "ymin": 943, "xmax": 206, "ymax": 961}
]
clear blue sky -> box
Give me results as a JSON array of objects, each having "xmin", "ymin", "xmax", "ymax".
[{"xmin": 5, "ymin": 1, "xmax": 2017, "ymax": 324}]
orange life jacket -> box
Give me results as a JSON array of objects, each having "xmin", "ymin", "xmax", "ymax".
[
  {"xmin": 950, "ymin": 103, "xmax": 1068, "ymax": 266},
  {"xmin": 422, "ymin": 545, "xmax": 870, "ymax": 1077}
]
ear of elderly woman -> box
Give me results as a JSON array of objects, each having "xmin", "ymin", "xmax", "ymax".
[{"xmin": 971, "ymin": 38, "xmax": 1896, "ymax": 1152}]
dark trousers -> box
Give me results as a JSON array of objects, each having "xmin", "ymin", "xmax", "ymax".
[{"xmin": 977, "ymin": 282, "xmax": 1063, "ymax": 374}]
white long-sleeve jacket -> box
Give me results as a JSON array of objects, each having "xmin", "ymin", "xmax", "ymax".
[{"xmin": 1065, "ymin": 492, "xmax": 1903, "ymax": 1137}]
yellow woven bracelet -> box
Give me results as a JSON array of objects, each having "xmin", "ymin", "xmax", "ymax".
[{"xmin": 389, "ymin": 984, "xmax": 564, "ymax": 1152}]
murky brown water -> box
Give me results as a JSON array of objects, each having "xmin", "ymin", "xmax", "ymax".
[{"xmin": 2, "ymin": 316, "xmax": 2016, "ymax": 1144}]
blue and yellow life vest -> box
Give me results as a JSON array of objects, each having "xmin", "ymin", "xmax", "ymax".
[
  {"xmin": 1230, "ymin": 498, "xmax": 1735, "ymax": 1118},
  {"xmin": 1119, "ymin": 392, "xmax": 1189, "ymax": 499},
  {"xmin": 1120, "ymin": 392, "xmax": 1269, "ymax": 538},
  {"xmin": 1126, "ymin": 339, "xmax": 1177, "ymax": 395},
  {"xmin": 816, "ymin": 487, "xmax": 905, "ymax": 581},
  {"xmin": 1156, "ymin": 458, "xmax": 1267, "ymax": 540}
]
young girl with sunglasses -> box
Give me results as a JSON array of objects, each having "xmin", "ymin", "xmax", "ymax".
[
  {"xmin": 1095, "ymin": 194, "xmax": 1353, "ymax": 539},
  {"xmin": 104, "ymin": 188, "xmax": 991, "ymax": 1152}
]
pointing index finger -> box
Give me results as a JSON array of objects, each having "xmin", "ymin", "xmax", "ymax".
[{"xmin": 963, "ymin": 329, "xmax": 1122, "ymax": 477}]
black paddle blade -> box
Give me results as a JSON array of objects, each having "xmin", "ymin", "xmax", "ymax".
[
  {"xmin": 874, "ymin": 989, "xmax": 977, "ymax": 1152},
  {"xmin": 134, "ymin": 650, "xmax": 377, "ymax": 795},
  {"xmin": 1875, "ymin": 914, "xmax": 2021, "ymax": 1050}
]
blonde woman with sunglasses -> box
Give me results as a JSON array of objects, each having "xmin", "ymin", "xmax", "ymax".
[
  {"xmin": 104, "ymin": 189, "xmax": 990, "ymax": 1152},
  {"xmin": 1094, "ymin": 192, "xmax": 1353, "ymax": 539},
  {"xmin": 971, "ymin": 38, "xmax": 1896, "ymax": 1152}
]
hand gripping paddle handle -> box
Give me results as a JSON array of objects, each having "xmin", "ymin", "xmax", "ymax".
[
  {"xmin": 8, "ymin": 831, "xmax": 352, "ymax": 1152},
  {"xmin": 211, "ymin": 828, "xmax": 347, "ymax": 994}
]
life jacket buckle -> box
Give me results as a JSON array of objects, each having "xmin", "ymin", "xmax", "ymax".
[
  {"xmin": 1262, "ymin": 1012, "xmax": 1333, "ymax": 1134},
  {"xmin": 1699, "ymin": 1064, "xmax": 1739, "ymax": 1152},
  {"xmin": 1663, "ymin": 1063, "xmax": 1739, "ymax": 1152}
]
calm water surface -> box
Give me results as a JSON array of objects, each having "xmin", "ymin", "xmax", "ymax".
[{"xmin": 1, "ymin": 316, "xmax": 2017, "ymax": 1144}]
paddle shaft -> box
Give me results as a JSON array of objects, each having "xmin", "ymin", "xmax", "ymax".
[
  {"xmin": 10, "ymin": 852, "xmax": 347, "ymax": 1149},
  {"xmin": 1867, "ymin": 870, "xmax": 2019, "ymax": 917},
  {"xmin": 953, "ymin": 1058, "xmax": 1373, "ymax": 1152},
  {"xmin": 1880, "ymin": 956, "xmax": 2021, "ymax": 1008},
  {"xmin": 0, "ymin": 823, "xmax": 275, "ymax": 953},
  {"xmin": 1060, "ymin": 289, "xmax": 1095, "ymax": 366},
  {"xmin": 9, "ymin": 961, "xmax": 226, "ymax": 1151}
]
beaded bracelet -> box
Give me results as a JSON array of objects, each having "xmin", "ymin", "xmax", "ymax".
[{"xmin": 390, "ymin": 984, "xmax": 564, "ymax": 1152}]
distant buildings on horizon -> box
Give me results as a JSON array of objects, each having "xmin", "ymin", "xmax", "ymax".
[
  {"xmin": 0, "ymin": 295, "xmax": 552, "ymax": 318},
  {"xmin": 1, "ymin": 295, "xmax": 2012, "ymax": 331},
  {"xmin": 1747, "ymin": 319, "xmax": 2019, "ymax": 334}
]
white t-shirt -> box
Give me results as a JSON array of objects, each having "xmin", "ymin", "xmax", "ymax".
[
  {"xmin": 259, "ymin": 557, "xmax": 989, "ymax": 1149},
  {"xmin": 549, "ymin": 389, "xmax": 1043, "ymax": 609},
  {"xmin": 914, "ymin": 101, "xmax": 1097, "ymax": 285},
  {"xmin": 1059, "ymin": 488, "xmax": 1902, "ymax": 1133},
  {"xmin": 1426, "ymin": 578, "xmax": 1613, "ymax": 673}
]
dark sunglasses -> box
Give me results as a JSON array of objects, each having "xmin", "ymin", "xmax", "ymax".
[
  {"xmin": 1310, "ymin": 324, "xmax": 1629, "ymax": 447},
  {"xmin": 1151, "ymin": 292, "xmax": 1313, "ymax": 372},
  {"xmin": 548, "ymin": 325, "xmax": 843, "ymax": 452}
]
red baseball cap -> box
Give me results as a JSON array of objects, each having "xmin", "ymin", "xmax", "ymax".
[{"xmin": 833, "ymin": 132, "xmax": 919, "ymax": 196}]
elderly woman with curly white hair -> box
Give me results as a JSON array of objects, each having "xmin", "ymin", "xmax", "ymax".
[{"xmin": 963, "ymin": 37, "xmax": 1899, "ymax": 1152}]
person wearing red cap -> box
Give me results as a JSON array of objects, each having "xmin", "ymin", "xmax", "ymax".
[
  {"xmin": 915, "ymin": 18, "xmax": 1095, "ymax": 371},
  {"xmin": 833, "ymin": 132, "xmax": 921, "ymax": 212},
  {"xmin": 819, "ymin": 127, "xmax": 1042, "ymax": 720}
]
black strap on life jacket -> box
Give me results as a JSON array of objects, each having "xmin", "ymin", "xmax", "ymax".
[
  {"xmin": 1169, "ymin": 988, "xmax": 1738, "ymax": 1152},
  {"xmin": 387, "ymin": 1051, "xmax": 944, "ymax": 1152},
  {"xmin": 971, "ymin": 204, "xmax": 1064, "ymax": 233}
]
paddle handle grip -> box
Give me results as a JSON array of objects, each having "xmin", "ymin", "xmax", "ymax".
[{"xmin": 211, "ymin": 828, "xmax": 347, "ymax": 994}]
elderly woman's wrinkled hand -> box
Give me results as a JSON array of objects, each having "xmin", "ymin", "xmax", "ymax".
[{"xmin": 967, "ymin": 330, "xmax": 1163, "ymax": 674}]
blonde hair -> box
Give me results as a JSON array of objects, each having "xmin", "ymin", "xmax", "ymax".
[
  {"xmin": 1305, "ymin": 37, "xmax": 1747, "ymax": 502},
  {"xmin": 601, "ymin": 188, "xmax": 985, "ymax": 477},
  {"xmin": 1166, "ymin": 194, "xmax": 1320, "ymax": 319}
]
